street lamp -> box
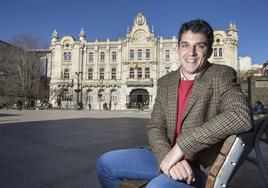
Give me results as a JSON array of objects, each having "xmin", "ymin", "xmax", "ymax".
[{"xmin": 74, "ymin": 71, "xmax": 82, "ymax": 109}]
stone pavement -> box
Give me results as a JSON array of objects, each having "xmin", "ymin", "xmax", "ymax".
[{"xmin": 0, "ymin": 109, "xmax": 267, "ymax": 188}]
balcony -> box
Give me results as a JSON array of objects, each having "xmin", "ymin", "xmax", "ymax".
[
  {"xmin": 126, "ymin": 78, "xmax": 153, "ymax": 87},
  {"xmin": 83, "ymin": 79, "xmax": 120, "ymax": 87}
]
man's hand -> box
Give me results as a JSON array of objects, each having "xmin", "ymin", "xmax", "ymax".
[
  {"xmin": 160, "ymin": 144, "xmax": 184, "ymax": 176},
  {"xmin": 169, "ymin": 160, "xmax": 195, "ymax": 185}
]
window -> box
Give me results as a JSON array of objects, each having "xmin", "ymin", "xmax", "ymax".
[
  {"xmin": 130, "ymin": 50, "xmax": 134, "ymax": 60},
  {"xmin": 165, "ymin": 50, "xmax": 170, "ymax": 60},
  {"xmin": 100, "ymin": 52, "xmax": 105, "ymax": 62},
  {"xmin": 63, "ymin": 69, "xmax": 70, "ymax": 79},
  {"xmin": 219, "ymin": 48, "xmax": 223, "ymax": 57},
  {"xmin": 64, "ymin": 52, "xmax": 71, "ymax": 61},
  {"xmin": 129, "ymin": 68, "xmax": 134, "ymax": 78},
  {"xmin": 138, "ymin": 49, "xmax": 142, "ymax": 60},
  {"xmin": 99, "ymin": 68, "xmax": 104, "ymax": 79},
  {"xmin": 62, "ymin": 89, "xmax": 72, "ymax": 101},
  {"xmin": 137, "ymin": 67, "xmax": 142, "ymax": 78},
  {"xmin": 110, "ymin": 90, "xmax": 117, "ymax": 103},
  {"xmin": 146, "ymin": 49, "xmax": 150, "ymax": 60},
  {"xmin": 214, "ymin": 48, "xmax": 218, "ymax": 57},
  {"xmin": 89, "ymin": 52, "xmax": 94, "ymax": 62},
  {"xmin": 145, "ymin": 67, "xmax": 150, "ymax": 78},
  {"xmin": 112, "ymin": 51, "xmax": 116, "ymax": 62},
  {"xmin": 86, "ymin": 89, "xmax": 93, "ymax": 104},
  {"xmin": 88, "ymin": 68, "xmax": 93, "ymax": 80},
  {"xmin": 98, "ymin": 89, "xmax": 105, "ymax": 101},
  {"xmin": 111, "ymin": 68, "xmax": 116, "ymax": 80}
]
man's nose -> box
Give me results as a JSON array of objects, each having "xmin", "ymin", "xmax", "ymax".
[{"xmin": 188, "ymin": 45, "xmax": 197, "ymax": 55}]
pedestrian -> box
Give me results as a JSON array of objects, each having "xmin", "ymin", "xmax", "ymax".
[
  {"xmin": 96, "ymin": 19, "xmax": 254, "ymax": 188},
  {"xmin": 17, "ymin": 100, "xmax": 22, "ymax": 110},
  {"xmin": 253, "ymin": 100, "xmax": 264, "ymax": 114},
  {"xmin": 88, "ymin": 103, "xmax": 91, "ymax": 111}
]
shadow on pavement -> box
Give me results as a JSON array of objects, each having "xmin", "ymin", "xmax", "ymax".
[{"xmin": 0, "ymin": 117, "xmax": 149, "ymax": 188}]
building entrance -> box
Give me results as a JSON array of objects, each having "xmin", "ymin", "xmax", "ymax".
[{"xmin": 129, "ymin": 89, "xmax": 149, "ymax": 109}]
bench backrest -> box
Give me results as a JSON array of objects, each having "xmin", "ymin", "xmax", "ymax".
[{"xmin": 205, "ymin": 116, "xmax": 267, "ymax": 188}]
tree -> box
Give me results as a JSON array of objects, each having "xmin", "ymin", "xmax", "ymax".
[
  {"xmin": 0, "ymin": 40, "xmax": 20, "ymax": 106},
  {"xmin": 1, "ymin": 34, "xmax": 45, "ymax": 108}
]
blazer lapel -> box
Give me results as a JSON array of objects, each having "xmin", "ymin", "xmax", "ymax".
[
  {"xmin": 167, "ymin": 69, "xmax": 180, "ymax": 136},
  {"xmin": 181, "ymin": 63, "xmax": 212, "ymax": 125}
]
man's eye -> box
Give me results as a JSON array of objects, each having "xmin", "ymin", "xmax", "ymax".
[
  {"xmin": 180, "ymin": 43, "xmax": 188, "ymax": 48},
  {"xmin": 197, "ymin": 44, "xmax": 207, "ymax": 49}
]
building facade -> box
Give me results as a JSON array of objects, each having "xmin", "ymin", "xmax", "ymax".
[{"xmin": 48, "ymin": 13, "xmax": 239, "ymax": 110}]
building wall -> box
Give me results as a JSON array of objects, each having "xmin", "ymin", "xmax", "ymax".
[
  {"xmin": 249, "ymin": 76, "xmax": 268, "ymax": 108},
  {"xmin": 48, "ymin": 13, "xmax": 239, "ymax": 110},
  {"xmin": 239, "ymin": 56, "xmax": 252, "ymax": 72}
]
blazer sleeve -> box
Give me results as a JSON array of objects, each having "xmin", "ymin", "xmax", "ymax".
[
  {"xmin": 176, "ymin": 67, "xmax": 254, "ymax": 160},
  {"xmin": 147, "ymin": 77, "xmax": 172, "ymax": 165}
]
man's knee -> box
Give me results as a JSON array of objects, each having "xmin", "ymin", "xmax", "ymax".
[
  {"xmin": 146, "ymin": 174, "xmax": 183, "ymax": 188},
  {"xmin": 146, "ymin": 176, "xmax": 166, "ymax": 188},
  {"xmin": 96, "ymin": 152, "xmax": 114, "ymax": 176}
]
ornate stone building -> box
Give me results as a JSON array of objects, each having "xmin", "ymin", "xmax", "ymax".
[{"xmin": 48, "ymin": 13, "xmax": 239, "ymax": 110}]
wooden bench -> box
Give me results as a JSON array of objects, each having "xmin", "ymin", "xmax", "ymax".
[{"xmin": 120, "ymin": 115, "xmax": 268, "ymax": 188}]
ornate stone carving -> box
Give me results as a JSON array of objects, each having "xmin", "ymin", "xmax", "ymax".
[{"xmin": 135, "ymin": 13, "xmax": 145, "ymax": 26}]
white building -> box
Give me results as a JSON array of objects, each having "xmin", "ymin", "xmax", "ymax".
[
  {"xmin": 239, "ymin": 56, "xmax": 252, "ymax": 72},
  {"xmin": 48, "ymin": 13, "xmax": 239, "ymax": 110}
]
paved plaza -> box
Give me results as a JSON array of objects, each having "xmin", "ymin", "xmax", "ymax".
[{"xmin": 0, "ymin": 109, "xmax": 267, "ymax": 188}]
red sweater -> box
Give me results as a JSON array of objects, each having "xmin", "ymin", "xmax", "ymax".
[{"xmin": 175, "ymin": 79, "xmax": 195, "ymax": 139}]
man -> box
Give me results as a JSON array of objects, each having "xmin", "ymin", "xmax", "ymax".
[{"xmin": 96, "ymin": 19, "xmax": 253, "ymax": 188}]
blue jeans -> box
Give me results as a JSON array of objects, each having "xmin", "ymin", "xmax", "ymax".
[{"xmin": 96, "ymin": 148, "xmax": 207, "ymax": 188}]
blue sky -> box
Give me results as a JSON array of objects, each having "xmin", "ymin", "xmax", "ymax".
[{"xmin": 1, "ymin": 0, "xmax": 267, "ymax": 64}]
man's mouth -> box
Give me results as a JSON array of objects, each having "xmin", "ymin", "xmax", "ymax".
[{"xmin": 186, "ymin": 59, "xmax": 197, "ymax": 63}]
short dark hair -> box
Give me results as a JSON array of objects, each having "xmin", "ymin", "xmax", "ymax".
[{"xmin": 178, "ymin": 19, "xmax": 214, "ymax": 51}]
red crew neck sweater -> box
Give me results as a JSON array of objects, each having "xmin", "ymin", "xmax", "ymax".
[{"xmin": 175, "ymin": 79, "xmax": 195, "ymax": 139}]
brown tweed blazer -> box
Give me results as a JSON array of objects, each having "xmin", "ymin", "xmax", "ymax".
[{"xmin": 147, "ymin": 62, "xmax": 254, "ymax": 173}]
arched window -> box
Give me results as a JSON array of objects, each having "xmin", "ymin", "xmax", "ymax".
[
  {"xmin": 86, "ymin": 89, "xmax": 93, "ymax": 104},
  {"xmin": 62, "ymin": 89, "xmax": 72, "ymax": 101},
  {"xmin": 145, "ymin": 67, "xmax": 150, "ymax": 78},
  {"xmin": 110, "ymin": 89, "xmax": 117, "ymax": 103},
  {"xmin": 219, "ymin": 48, "xmax": 223, "ymax": 57},
  {"xmin": 63, "ymin": 69, "xmax": 70, "ymax": 79},
  {"xmin": 129, "ymin": 68, "xmax": 134, "ymax": 78},
  {"xmin": 214, "ymin": 48, "xmax": 218, "ymax": 57},
  {"xmin": 64, "ymin": 52, "xmax": 71, "ymax": 61},
  {"xmin": 98, "ymin": 89, "xmax": 105, "ymax": 101}
]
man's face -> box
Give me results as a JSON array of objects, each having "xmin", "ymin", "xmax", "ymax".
[{"xmin": 178, "ymin": 31, "xmax": 211, "ymax": 78}]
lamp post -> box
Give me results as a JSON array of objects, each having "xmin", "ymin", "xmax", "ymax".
[
  {"xmin": 74, "ymin": 71, "xmax": 82, "ymax": 110},
  {"xmin": 98, "ymin": 93, "xmax": 102, "ymax": 110}
]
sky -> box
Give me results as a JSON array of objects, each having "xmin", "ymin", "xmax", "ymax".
[{"xmin": 1, "ymin": 0, "xmax": 267, "ymax": 64}]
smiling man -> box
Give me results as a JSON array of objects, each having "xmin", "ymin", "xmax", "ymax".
[{"xmin": 96, "ymin": 19, "xmax": 253, "ymax": 188}]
